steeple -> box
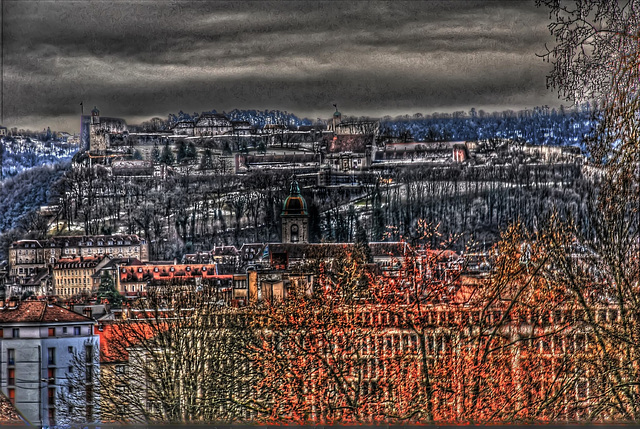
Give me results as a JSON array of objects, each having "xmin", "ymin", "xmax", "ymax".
[
  {"xmin": 281, "ymin": 177, "xmax": 309, "ymax": 243},
  {"xmin": 332, "ymin": 103, "xmax": 342, "ymax": 131}
]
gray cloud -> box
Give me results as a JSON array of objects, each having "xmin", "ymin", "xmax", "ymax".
[{"xmin": 2, "ymin": 1, "xmax": 559, "ymax": 132}]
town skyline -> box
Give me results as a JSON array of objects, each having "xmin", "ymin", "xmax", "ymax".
[{"xmin": 2, "ymin": 1, "xmax": 562, "ymax": 133}]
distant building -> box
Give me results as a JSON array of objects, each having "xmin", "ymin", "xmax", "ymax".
[
  {"xmin": 194, "ymin": 113, "xmax": 233, "ymax": 136},
  {"xmin": 85, "ymin": 106, "xmax": 128, "ymax": 154},
  {"xmin": 117, "ymin": 263, "xmax": 232, "ymax": 300},
  {"xmin": 9, "ymin": 235, "xmax": 149, "ymax": 280},
  {"xmin": 231, "ymin": 120, "xmax": 254, "ymax": 136},
  {"xmin": 170, "ymin": 120, "xmax": 195, "ymax": 136},
  {"xmin": 53, "ymin": 255, "xmax": 112, "ymax": 298},
  {"xmin": 324, "ymin": 108, "xmax": 378, "ymax": 171},
  {"xmin": 4, "ymin": 267, "xmax": 52, "ymax": 299},
  {"xmin": 0, "ymin": 300, "xmax": 99, "ymax": 427},
  {"xmin": 8, "ymin": 239, "xmax": 43, "ymax": 279}
]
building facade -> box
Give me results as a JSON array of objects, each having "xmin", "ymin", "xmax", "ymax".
[
  {"xmin": 52, "ymin": 255, "xmax": 112, "ymax": 298},
  {"xmin": 0, "ymin": 300, "xmax": 99, "ymax": 427},
  {"xmin": 9, "ymin": 235, "xmax": 149, "ymax": 279}
]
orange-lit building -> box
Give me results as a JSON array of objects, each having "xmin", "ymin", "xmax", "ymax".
[
  {"xmin": 53, "ymin": 255, "xmax": 112, "ymax": 298},
  {"xmin": 117, "ymin": 263, "xmax": 232, "ymax": 300}
]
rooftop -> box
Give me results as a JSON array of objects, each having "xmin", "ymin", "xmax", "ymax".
[{"xmin": 0, "ymin": 300, "xmax": 94, "ymax": 324}]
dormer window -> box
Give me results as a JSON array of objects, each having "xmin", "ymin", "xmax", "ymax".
[{"xmin": 98, "ymin": 241, "xmax": 103, "ymax": 246}]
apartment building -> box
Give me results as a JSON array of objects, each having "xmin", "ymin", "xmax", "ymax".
[
  {"xmin": 0, "ymin": 300, "xmax": 99, "ymax": 427},
  {"xmin": 9, "ymin": 234, "xmax": 149, "ymax": 279},
  {"xmin": 52, "ymin": 255, "xmax": 112, "ymax": 298}
]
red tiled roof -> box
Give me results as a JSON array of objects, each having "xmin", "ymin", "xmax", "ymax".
[
  {"xmin": 54, "ymin": 255, "xmax": 107, "ymax": 269},
  {"xmin": 97, "ymin": 320, "xmax": 164, "ymax": 363},
  {"xmin": 0, "ymin": 301, "xmax": 93, "ymax": 324},
  {"xmin": 119, "ymin": 264, "xmax": 230, "ymax": 283}
]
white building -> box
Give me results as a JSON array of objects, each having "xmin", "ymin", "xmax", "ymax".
[{"xmin": 0, "ymin": 300, "xmax": 99, "ymax": 427}]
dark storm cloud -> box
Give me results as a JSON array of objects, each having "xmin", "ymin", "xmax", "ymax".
[{"xmin": 2, "ymin": 1, "xmax": 559, "ymax": 132}]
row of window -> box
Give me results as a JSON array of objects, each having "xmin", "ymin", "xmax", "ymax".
[
  {"xmin": 347, "ymin": 308, "xmax": 623, "ymax": 327},
  {"xmin": 58, "ymin": 287, "xmax": 92, "ymax": 297},
  {"xmin": 0, "ymin": 326, "xmax": 88, "ymax": 338},
  {"xmin": 57, "ymin": 269, "xmax": 92, "ymax": 277},
  {"xmin": 57, "ymin": 277, "xmax": 90, "ymax": 285},
  {"xmin": 48, "ymin": 326, "xmax": 84, "ymax": 336},
  {"xmin": 16, "ymin": 249, "xmax": 37, "ymax": 255},
  {"xmin": 0, "ymin": 328, "xmax": 20, "ymax": 338}
]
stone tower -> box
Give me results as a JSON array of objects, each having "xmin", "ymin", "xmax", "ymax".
[{"xmin": 89, "ymin": 106, "xmax": 108, "ymax": 153}]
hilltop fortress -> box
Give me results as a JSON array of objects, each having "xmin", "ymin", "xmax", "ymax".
[{"xmin": 77, "ymin": 106, "xmax": 583, "ymax": 184}]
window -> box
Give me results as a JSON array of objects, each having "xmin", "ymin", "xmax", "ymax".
[
  {"xmin": 7, "ymin": 349, "xmax": 15, "ymax": 365},
  {"xmin": 68, "ymin": 346, "xmax": 74, "ymax": 353},
  {"xmin": 0, "ymin": 328, "xmax": 3, "ymax": 338},
  {"xmin": 48, "ymin": 388, "xmax": 55, "ymax": 405},
  {"xmin": 73, "ymin": 327, "xmax": 81, "ymax": 335},
  {"xmin": 116, "ymin": 365, "xmax": 126, "ymax": 375},
  {"xmin": 8, "ymin": 388, "xmax": 15, "ymax": 405},
  {"xmin": 8, "ymin": 368, "xmax": 15, "ymax": 385},
  {"xmin": 48, "ymin": 327, "xmax": 55, "ymax": 337},
  {"xmin": 12, "ymin": 328, "xmax": 19, "ymax": 338},
  {"xmin": 48, "ymin": 368, "xmax": 55, "ymax": 384},
  {"xmin": 48, "ymin": 348, "xmax": 56, "ymax": 365},
  {"xmin": 62, "ymin": 327, "xmax": 67, "ymax": 334}
]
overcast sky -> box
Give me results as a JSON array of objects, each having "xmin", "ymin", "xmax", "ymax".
[{"xmin": 1, "ymin": 0, "xmax": 563, "ymax": 133}]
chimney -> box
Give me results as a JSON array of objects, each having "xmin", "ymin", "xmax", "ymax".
[{"xmin": 83, "ymin": 307, "xmax": 93, "ymax": 319}]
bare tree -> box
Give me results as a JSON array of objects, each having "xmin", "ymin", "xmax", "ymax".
[
  {"xmin": 98, "ymin": 284, "xmax": 258, "ymax": 424},
  {"xmin": 56, "ymin": 339, "xmax": 101, "ymax": 426}
]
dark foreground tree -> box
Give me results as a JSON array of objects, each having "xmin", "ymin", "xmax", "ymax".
[{"xmin": 532, "ymin": 1, "xmax": 640, "ymax": 421}]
